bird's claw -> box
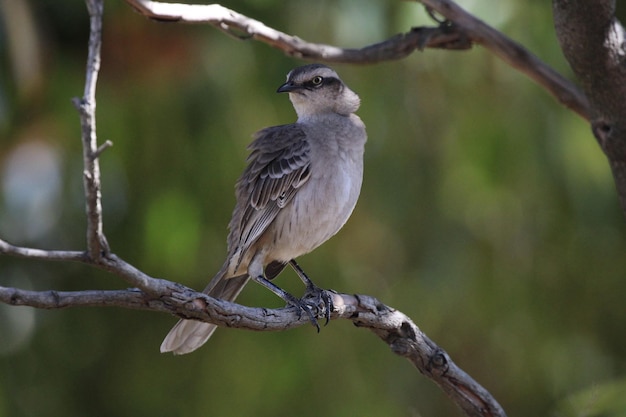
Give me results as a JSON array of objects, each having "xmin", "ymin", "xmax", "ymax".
[
  {"xmin": 302, "ymin": 284, "xmax": 334, "ymax": 326},
  {"xmin": 284, "ymin": 285, "xmax": 334, "ymax": 331}
]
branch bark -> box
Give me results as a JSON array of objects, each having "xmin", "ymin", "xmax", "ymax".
[
  {"xmin": 72, "ymin": 0, "xmax": 109, "ymax": 260},
  {"xmin": 553, "ymin": 0, "xmax": 626, "ymax": 214}
]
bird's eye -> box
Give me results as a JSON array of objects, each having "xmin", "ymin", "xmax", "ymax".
[{"xmin": 311, "ymin": 76, "xmax": 323, "ymax": 86}]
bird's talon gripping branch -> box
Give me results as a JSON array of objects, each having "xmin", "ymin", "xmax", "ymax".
[
  {"xmin": 301, "ymin": 284, "xmax": 334, "ymax": 325},
  {"xmin": 280, "ymin": 290, "xmax": 318, "ymax": 328},
  {"xmin": 295, "ymin": 300, "xmax": 321, "ymax": 332}
]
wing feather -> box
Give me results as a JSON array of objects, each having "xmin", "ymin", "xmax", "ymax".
[{"xmin": 226, "ymin": 124, "xmax": 311, "ymax": 267}]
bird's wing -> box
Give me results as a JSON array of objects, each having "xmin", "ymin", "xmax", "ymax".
[{"xmin": 226, "ymin": 124, "xmax": 311, "ymax": 263}]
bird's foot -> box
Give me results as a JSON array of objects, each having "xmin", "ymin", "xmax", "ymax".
[
  {"xmin": 301, "ymin": 284, "xmax": 334, "ymax": 327},
  {"xmin": 287, "ymin": 259, "xmax": 334, "ymax": 327},
  {"xmin": 282, "ymin": 291, "xmax": 320, "ymax": 331},
  {"xmin": 282, "ymin": 286, "xmax": 334, "ymax": 332},
  {"xmin": 250, "ymin": 272, "xmax": 332, "ymax": 331}
]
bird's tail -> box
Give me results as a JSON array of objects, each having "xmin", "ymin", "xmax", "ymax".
[{"xmin": 160, "ymin": 271, "xmax": 250, "ymax": 355}]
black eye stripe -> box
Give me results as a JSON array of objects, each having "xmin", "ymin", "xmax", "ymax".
[
  {"xmin": 304, "ymin": 78, "xmax": 323, "ymax": 89},
  {"xmin": 303, "ymin": 76, "xmax": 340, "ymax": 89}
]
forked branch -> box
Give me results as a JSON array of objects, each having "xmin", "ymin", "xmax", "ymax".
[{"xmin": 0, "ymin": 237, "xmax": 506, "ymax": 417}]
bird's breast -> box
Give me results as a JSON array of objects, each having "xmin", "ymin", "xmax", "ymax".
[{"xmin": 267, "ymin": 143, "xmax": 363, "ymax": 261}]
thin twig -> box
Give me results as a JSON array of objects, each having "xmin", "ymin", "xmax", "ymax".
[
  {"xmin": 74, "ymin": 0, "xmax": 108, "ymax": 260},
  {"xmin": 0, "ymin": 238, "xmax": 87, "ymax": 262},
  {"xmin": 93, "ymin": 140, "xmax": 114, "ymax": 160}
]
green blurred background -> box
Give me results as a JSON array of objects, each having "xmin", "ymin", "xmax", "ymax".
[{"xmin": 2, "ymin": 1, "xmax": 626, "ymax": 416}]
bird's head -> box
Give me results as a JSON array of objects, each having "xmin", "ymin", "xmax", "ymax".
[{"xmin": 277, "ymin": 64, "xmax": 361, "ymax": 119}]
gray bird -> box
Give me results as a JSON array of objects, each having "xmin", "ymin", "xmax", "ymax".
[{"xmin": 160, "ymin": 64, "xmax": 367, "ymax": 354}]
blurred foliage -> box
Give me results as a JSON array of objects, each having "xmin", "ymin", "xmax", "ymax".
[
  {"xmin": 557, "ymin": 378, "xmax": 626, "ymax": 417},
  {"xmin": 1, "ymin": 0, "xmax": 626, "ymax": 416}
]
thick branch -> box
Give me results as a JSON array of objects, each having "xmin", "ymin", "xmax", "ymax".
[{"xmin": 553, "ymin": 0, "xmax": 626, "ymax": 214}]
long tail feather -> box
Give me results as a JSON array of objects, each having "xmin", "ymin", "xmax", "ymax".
[{"xmin": 160, "ymin": 273, "xmax": 250, "ymax": 354}]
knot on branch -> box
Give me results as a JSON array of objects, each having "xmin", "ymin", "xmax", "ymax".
[
  {"xmin": 592, "ymin": 118, "xmax": 614, "ymax": 151},
  {"xmin": 71, "ymin": 97, "xmax": 89, "ymax": 115},
  {"xmin": 426, "ymin": 348, "xmax": 450, "ymax": 376},
  {"xmin": 160, "ymin": 285, "xmax": 208, "ymax": 312},
  {"xmin": 389, "ymin": 321, "xmax": 418, "ymax": 356}
]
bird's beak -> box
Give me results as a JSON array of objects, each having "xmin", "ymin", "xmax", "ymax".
[{"xmin": 277, "ymin": 82, "xmax": 301, "ymax": 93}]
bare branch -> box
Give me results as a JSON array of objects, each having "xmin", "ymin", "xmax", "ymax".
[
  {"xmin": 93, "ymin": 140, "xmax": 114, "ymax": 159},
  {"xmin": 73, "ymin": 0, "xmax": 108, "ymax": 260},
  {"xmin": 419, "ymin": 0, "xmax": 590, "ymax": 120},
  {"xmin": 350, "ymin": 295, "xmax": 507, "ymax": 417},
  {"xmin": 0, "ymin": 270, "xmax": 506, "ymax": 417},
  {"xmin": 124, "ymin": 0, "xmax": 471, "ymax": 61},
  {"xmin": 123, "ymin": 0, "xmax": 588, "ymax": 121},
  {"xmin": 0, "ymin": 238, "xmax": 87, "ymax": 262},
  {"xmin": 0, "ymin": 286, "xmax": 153, "ymax": 310}
]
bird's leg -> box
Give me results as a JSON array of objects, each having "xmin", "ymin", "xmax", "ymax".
[
  {"xmin": 289, "ymin": 259, "xmax": 333, "ymax": 325},
  {"xmin": 288, "ymin": 259, "xmax": 315, "ymax": 286},
  {"xmin": 251, "ymin": 274, "xmax": 320, "ymax": 332}
]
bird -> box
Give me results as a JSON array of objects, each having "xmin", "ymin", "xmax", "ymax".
[{"xmin": 160, "ymin": 64, "xmax": 367, "ymax": 354}]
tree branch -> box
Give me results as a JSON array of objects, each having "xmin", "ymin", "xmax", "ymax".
[
  {"xmin": 124, "ymin": 0, "xmax": 472, "ymax": 59},
  {"xmin": 420, "ymin": 0, "xmax": 590, "ymax": 120},
  {"xmin": 0, "ymin": 238, "xmax": 506, "ymax": 417},
  {"xmin": 0, "ymin": 238, "xmax": 87, "ymax": 262},
  {"xmin": 0, "ymin": 286, "xmax": 153, "ymax": 310},
  {"xmin": 123, "ymin": 0, "xmax": 589, "ymax": 121},
  {"xmin": 553, "ymin": 0, "xmax": 626, "ymax": 214},
  {"xmin": 72, "ymin": 0, "xmax": 109, "ymax": 261}
]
